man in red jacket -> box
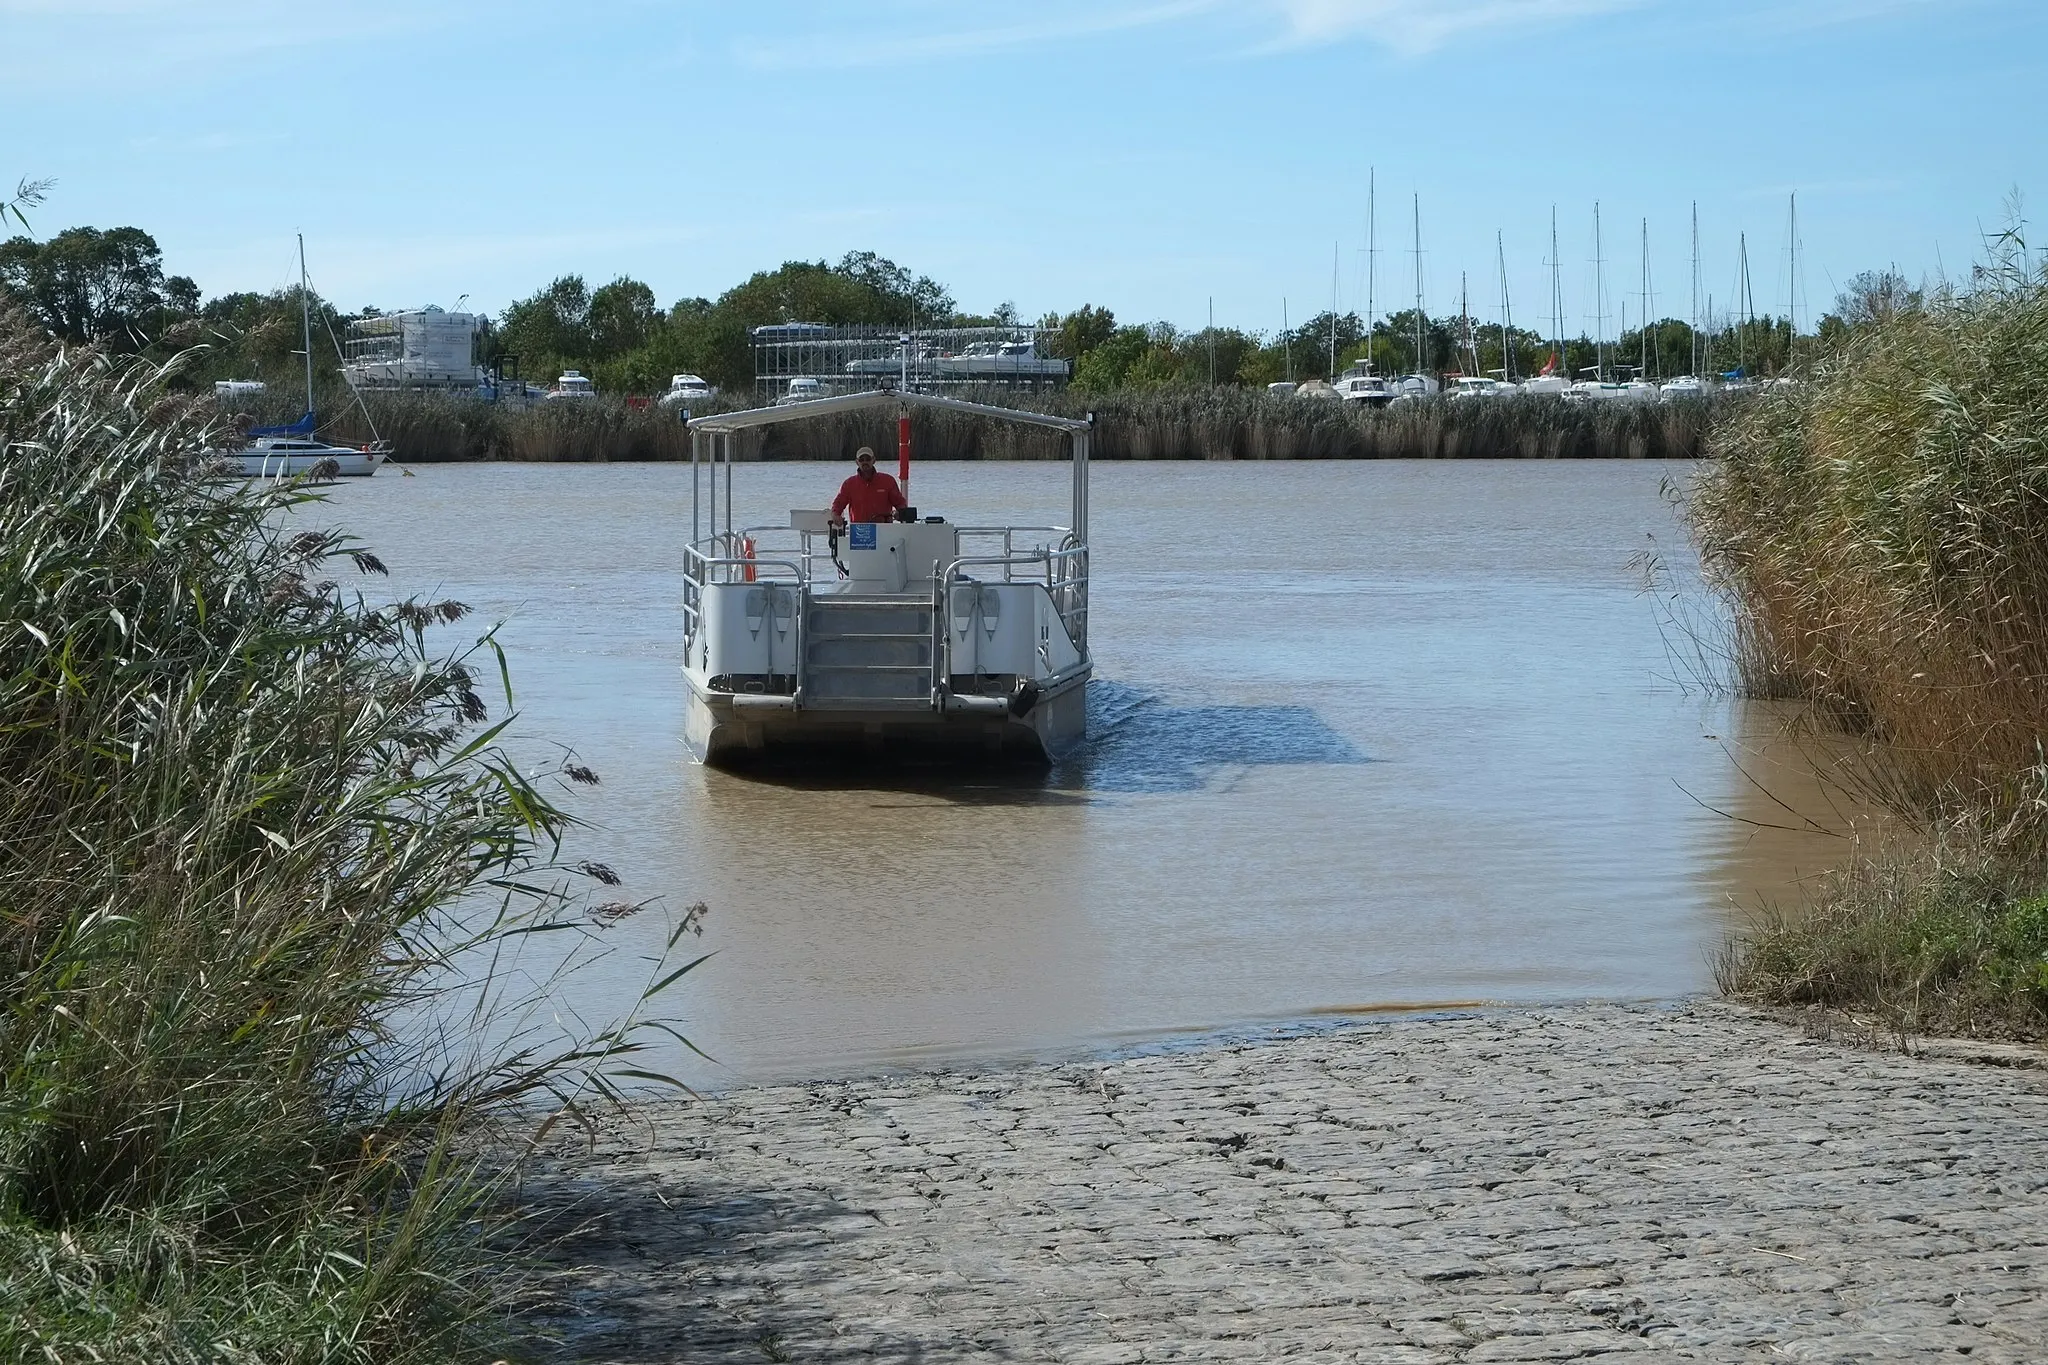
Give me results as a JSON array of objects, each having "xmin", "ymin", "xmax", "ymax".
[{"xmin": 830, "ymin": 446, "xmax": 907, "ymax": 527}]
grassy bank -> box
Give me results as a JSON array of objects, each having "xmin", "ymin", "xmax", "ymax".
[
  {"xmin": 1693, "ymin": 273, "xmax": 2048, "ymax": 1039},
  {"xmin": 257, "ymin": 385, "xmax": 1715, "ymax": 464},
  {"xmin": 0, "ymin": 313, "xmax": 683, "ymax": 1359}
]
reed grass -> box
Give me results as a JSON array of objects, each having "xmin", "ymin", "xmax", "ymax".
[
  {"xmin": 0, "ymin": 311, "xmax": 691, "ymax": 1361},
  {"xmin": 322, "ymin": 386, "xmax": 1714, "ymax": 464},
  {"xmin": 1694, "ymin": 275, "xmax": 2048, "ymax": 1039},
  {"xmin": 1690, "ymin": 278, "xmax": 2048, "ymax": 839}
]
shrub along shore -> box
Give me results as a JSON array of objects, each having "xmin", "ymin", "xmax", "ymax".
[
  {"xmin": 1692, "ymin": 268, "xmax": 2048, "ymax": 1040},
  {"xmin": 0, "ymin": 310, "xmax": 690, "ymax": 1360},
  {"xmin": 305, "ymin": 386, "xmax": 1716, "ymax": 465}
]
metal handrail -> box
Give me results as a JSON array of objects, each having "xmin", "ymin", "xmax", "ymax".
[{"xmin": 928, "ymin": 545, "xmax": 1091, "ymax": 706}]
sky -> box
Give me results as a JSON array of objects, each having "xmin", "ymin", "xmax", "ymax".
[{"xmin": 9, "ymin": 0, "xmax": 2042, "ymax": 339}]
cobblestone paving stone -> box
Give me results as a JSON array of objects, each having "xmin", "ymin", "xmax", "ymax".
[{"xmin": 528, "ymin": 1003, "xmax": 2048, "ymax": 1363}]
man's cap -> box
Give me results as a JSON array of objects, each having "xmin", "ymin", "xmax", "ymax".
[{"xmin": 855, "ymin": 446, "xmax": 875, "ymax": 461}]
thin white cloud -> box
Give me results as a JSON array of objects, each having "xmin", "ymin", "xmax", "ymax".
[
  {"xmin": 7, "ymin": 1, "xmax": 448, "ymax": 94},
  {"xmin": 733, "ymin": 1, "xmax": 1219, "ymax": 70},
  {"xmin": 1262, "ymin": 0, "xmax": 1642, "ymax": 57}
]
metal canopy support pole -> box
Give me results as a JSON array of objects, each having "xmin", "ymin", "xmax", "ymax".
[
  {"xmin": 690, "ymin": 428, "xmax": 701, "ymax": 545},
  {"xmin": 1072, "ymin": 420, "xmax": 1090, "ymax": 548},
  {"xmin": 1072, "ymin": 418, "xmax": 1091, "ymax": 653},
  {"xmin": 723, "ymin": 432, "xmax": 734, "ymax": 541},
  {"xmin": 897, "ymin": 411, "xmax": 911, "ymax": 509}
]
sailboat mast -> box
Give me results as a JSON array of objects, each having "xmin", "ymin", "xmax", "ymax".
[
  {"xmin": 1593, "ymin": 202, "xmax": 1607, "ymax": 382},
  {"xmin": 1739, "ymin": 230, "xmax": 1752, "ymax": 376},
  {"xmin": 1497, "ymin": 230, "xmax": 1514, "ymax": 382},
  {"xmin": 1366, "ymin": 168, "xmax": 1377, "ymax": 373},
  {"xmin": 1787, "ymin": 191, "xmax": 1799, "ymax": 339},
  {"xmin": 1550, "ymin": 206, "xmax": 1563, "ymax": 375},
  {"xmin": 1412, "ymin": 193, "xmax": 1424, "ymax": 377},
  {"xmin": 1640, "ymin": 217, "xmax": 1650, "ymax": 380},
  {"xmin": 297, "ymin": 233, "xmax": 314, "ymax": 418},
  {"xmin": 1283, "ymin": 297, "xmax": 1292, "ymax": 383},
  {"xmin": 1690, "ymin": 202, "xmax": 1700, "ymax": 377},
  {"xmin": 1329, "ymin": 241, "xmax": 1339, "ymax": 381}
]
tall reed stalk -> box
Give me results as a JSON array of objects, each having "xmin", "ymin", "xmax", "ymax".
[
  {"xmin": 1697, "ymin": 272, "xmax": 2048, "ymax": 1039},
  {"xmin": 1691, "ymin": 278, "xmax": 2048, "ymax": 841},
  {"xmin": 0, "ymin": 311, "xmax": 691, "ymax": 1361}
]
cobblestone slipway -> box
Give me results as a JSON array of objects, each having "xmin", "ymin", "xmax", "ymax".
[{"xmin": 528, "ymin": 1003, "xmax": 2048, "ymax": 1363}]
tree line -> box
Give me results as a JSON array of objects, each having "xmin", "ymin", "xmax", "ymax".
[{"xmin": 1, "ymin": 217, "xmax": 1922, "ymax": 402}]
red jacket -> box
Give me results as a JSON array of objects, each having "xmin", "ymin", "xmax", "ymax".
[{"xmin": 832, "ymin": 470, "xmax": 906, "ymax": 523}]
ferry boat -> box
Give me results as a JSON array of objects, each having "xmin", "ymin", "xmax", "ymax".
[{"xmin": 680, "ymin": 389, "xmax": 1092, "ymax": 764}]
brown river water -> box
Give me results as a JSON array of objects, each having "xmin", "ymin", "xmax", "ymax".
[{"xmin": 318, "ymin": 460, "xmax": 1863, "ymax": 1087}]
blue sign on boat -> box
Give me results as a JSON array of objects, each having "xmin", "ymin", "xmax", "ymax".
[{"xmin": 850, "ymin": 523, "xmax": 877, "ymax": 549}]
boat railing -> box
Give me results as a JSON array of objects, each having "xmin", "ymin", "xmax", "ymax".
[
  {"xmin": 681, "ymin": 530, "xmax": 809, "ymax": 644},
  {"xmin": 929, "ymin": 542, "xmax": 1090, "ymax": 704},
  {"xmin": 683, "ymin": 524, "xmax": 1089, "ymax": 710}
]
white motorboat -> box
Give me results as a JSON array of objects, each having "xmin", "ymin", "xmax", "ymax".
[
  {"xmin": 1294, "ymin": 379, "xmax": 1342, "ymax": 401},
  {"xmin": 1658, "ymin": 375, "xmax": 1710, "ymax": 401},
  {"xmin": 1332, "ymin": 362, "xmax": 1395, "ymax": 407},
  {"xmin": 775, "ymin": 376, "xmax": 828, "ymax": 405},
  {"xmin": 659, "ymin": 373, "xmax": 719, "ymax": 408},
  {"xmin": 1388, "ymin": 373, "xmax": 1440, "ymax": 403},
  {"xmin": 546, "ymin": 369, "xmax": 597, "ymax": 401},
  {"xmin": 1567, "ymin": 380, "xmax": 1630, "ymax": 402},
  {"xmin": 1517, "ymin": 375, "xmax": 1571, "ymax": 396},
  {"xmin": 679, "ymin": 389, "xmax": 1092, "ymax": 765},
  {"xmin": 935, "ymin": 339, "xmax": 1070, "ymax": 381},
  {"xmin": 1446, "ymin": 376, "xmax": 1508, "ymax": 401}
]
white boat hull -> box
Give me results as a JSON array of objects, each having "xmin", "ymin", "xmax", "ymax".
[
  {"xmin": 231, "ymin": 448, "xmax": 387, "ymax": 478},
  {"xmin": 683, "ymin": 667, "xmax": 1089, "ymax": 766}
]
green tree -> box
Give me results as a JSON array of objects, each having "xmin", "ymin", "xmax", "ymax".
[
  {"xmin": 1040, "ymin": 304, "xmax": 1117, "ymax": 362},
  {"xmin": 496, "ymin": 275, "xmax": 592, "ymax": 378},
  {"xmin": 0, "ymin": 225, "xmax": 197, "ymax": 351},
  {"xmin": 1071, "ymin": 323, "xmax": 1153, "ymax": 391},
  {"xmin": 588, "ymin": 277, "xmax": 658, "ymax": 361}
]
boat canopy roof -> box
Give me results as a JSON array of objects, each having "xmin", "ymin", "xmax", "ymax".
[{"xmin": 688, "ymin": 387, "xmax": 1093, "ymax": 435}]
